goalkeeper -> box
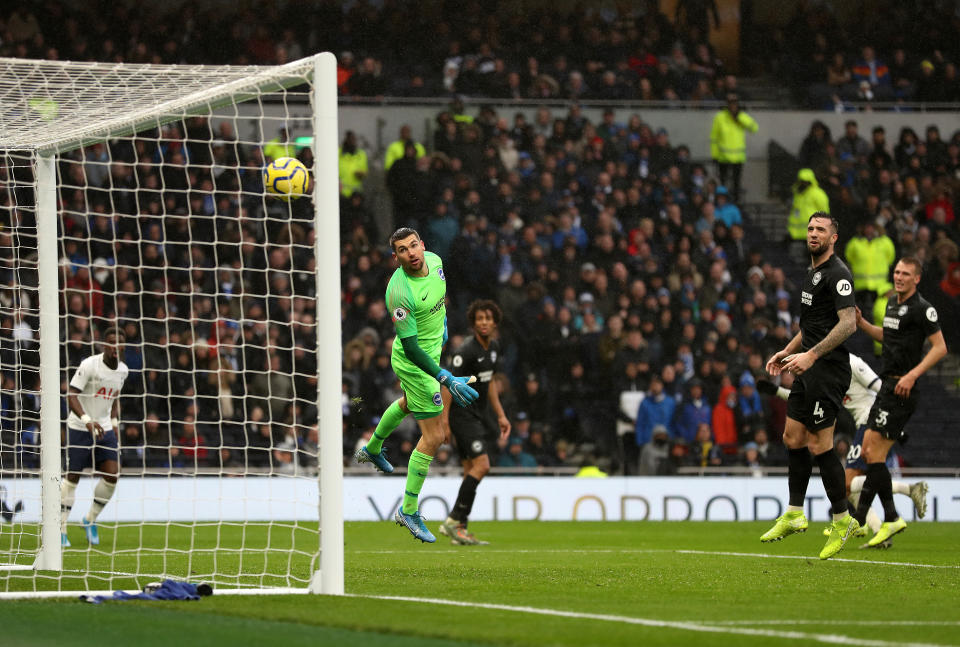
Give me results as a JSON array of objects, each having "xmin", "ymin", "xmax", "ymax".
[{"xmin": 355, "ymin": 228, "xmax": 478, "ymax": 543}]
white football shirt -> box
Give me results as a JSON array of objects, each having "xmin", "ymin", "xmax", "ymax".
[
  {"xmin": 66, "ymin": 353, "xmax": 129, "ymax": 430},
  {"xmin": 843, "ymin": 354, "xmax": 880, "ymax": 427}
]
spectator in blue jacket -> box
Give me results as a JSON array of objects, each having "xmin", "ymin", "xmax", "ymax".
[
  {"xmin": 736, "ymin": 371, "xmax": 765, "ymax": 442},
  {"xmin": 497, "ymin": 435, "xmax": 539, "ymax": 469},
  {"xmin": 635, "ymin": 374, "xmax": 676, "ymax": 447},
  {"xmin": 675, "ymin": 378, "xmax": 712, "ymax": 443},
  {"xmin": 713, "ymin": 186, "xmax": 742, "ymax": 227}
]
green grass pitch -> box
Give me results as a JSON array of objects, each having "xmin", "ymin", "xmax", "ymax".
[{"xmin": 2, "ymin": 521, "xmax": 959, "ymax": 646}]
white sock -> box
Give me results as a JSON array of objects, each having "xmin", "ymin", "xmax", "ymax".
[
  {"xmin": 848, "ymin": 489, "xmax": 882, "ymax": 533},
  {"xmin": 866, "ymin": 508, "xmax": 882, "ymax": 533},
  {"xmin": 850, "ymin": 475, "xmax": 865, "ymax": 493},
  {"xmin": 852, "ymin": 474, "xmax": 910, "ymax": 497},
  {"xmin": 86, "ymin": 479, "xmax": 117, "ymax": 522},
  {"xmin": 787, "ymin": 505, "xmax": 803, "ymax": 513},
  {"xmin": 60, "ymin": 479, "xmax": 77, "ymax": 533}
]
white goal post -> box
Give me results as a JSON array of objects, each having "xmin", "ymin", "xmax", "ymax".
[{"xmin": 0, "ymin": 53, "xmax": 342, "ymax": 596}]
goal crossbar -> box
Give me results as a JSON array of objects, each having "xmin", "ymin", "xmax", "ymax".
[{"xmin": 0, "ymin": 55, "xmax": 322, "ymax": 155}]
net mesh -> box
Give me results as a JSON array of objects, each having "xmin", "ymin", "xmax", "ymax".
[
  {"xmin": 0, "ymin": 57, "xmax": 323, "ymax": 593},
  {"xmin": 0, "ymin": 150, "xmax": 41, "ymax": 571}
]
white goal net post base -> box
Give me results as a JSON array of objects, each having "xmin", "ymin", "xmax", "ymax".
[{"xmin": 0, "ymin": 53, "xmax": 342, "ymax": 596}]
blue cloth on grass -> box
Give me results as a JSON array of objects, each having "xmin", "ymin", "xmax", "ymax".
[{"xmin": 82, "ymin": 579, "xmax": 209, "ymax": 604}]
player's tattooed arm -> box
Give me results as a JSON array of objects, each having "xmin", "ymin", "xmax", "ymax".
[{"xmin": 810, "ymin": 306, "xmax": 857, "ymax": 359}]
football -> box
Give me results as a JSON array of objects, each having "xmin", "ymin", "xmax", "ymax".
[{"xmin": 263, "ymin": 156, "xmax": 309, "ymax": 201}]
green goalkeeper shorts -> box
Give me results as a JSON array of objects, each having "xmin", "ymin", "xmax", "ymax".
[{"xmin": 392, "ymin": 358, "xmax": 443, "ymax": 420}]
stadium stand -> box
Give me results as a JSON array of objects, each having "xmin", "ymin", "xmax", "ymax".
[{"xmin": 1, "ymin": 1, "xmax": 958, "ymax": 476}]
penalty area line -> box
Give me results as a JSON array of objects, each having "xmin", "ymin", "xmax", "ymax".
[
  {"xmin": 676, "ymin": 549, "xmax": 960, "ymax": 569},
  {"xmin": 349, "ymin": 594, "xmax": 949, "ymax": 647}
]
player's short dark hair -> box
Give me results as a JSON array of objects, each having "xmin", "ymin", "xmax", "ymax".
[
  {"xmin": 897, "ymin": 256, "xmax": 923, "ymax": 275},
  {"xmin": 103, "ymin": 326, "xmax": 125, "ymax": 342},
  {"xmin": 466, "ymin": 299, "xmax": 502, "ymax": 327},
  {"xmin": 808, "ymin": 211, "xmax": 839, "ymax": 234},
  {"xmin": 389, "ymin": 227, "xmax": 420, "ymax": 251}
]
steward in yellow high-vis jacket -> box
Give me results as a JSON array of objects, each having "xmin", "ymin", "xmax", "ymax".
[
  {"xmin": 788, "ymin": 168, "xmax": 830, "ymax": 241},
  {"xmin": 844, "ymin": 220, "xmax": 895, "ymax": 294},
  {"xmin": 710, "ymin": 93, "xmax": 758, "ymax": 203}
]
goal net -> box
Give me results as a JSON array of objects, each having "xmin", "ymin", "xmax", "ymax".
[{"xmin": 0, "ymin": 54, "xmax": 342, "ymax": 597}]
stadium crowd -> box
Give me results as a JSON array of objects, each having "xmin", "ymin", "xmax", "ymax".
[
  {"xmin": 1, "ymin": 2, "xmax": 959, "ymax": 477},
  {"xmin": 1, "ymin": 1, "xmax": 736, "ymax": 104},
  {"xmin": 2, "ymin": 100, "xmax": 817, "ymax": 477},
  {"xmin": 337, "ymin": 102, "xmax": 957, "ymax": 475},
  {"xmin": 769, "ymin": 2, "xmax": 960, "ymax": 109},
  {"xmin": 1, "ymin": 116, "xmax": 324, "ymax": 475},
  {"xmin": 6, "ymin": 2, "xmax": 960, "ymax": 109},
  {"xmin": 1, "ymin": 127, "xmax": 959, "ymax": 474}
]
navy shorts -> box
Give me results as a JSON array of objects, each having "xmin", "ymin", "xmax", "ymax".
[
  {"xmin": 844, "ymin": 424, "xmax": 899, "ymax": 471},
  {"xmin": 449, "ymin": 412, "xmax": 495, "ymax": 461},
  {"xmin": 65, "ymin": 426, "xmax": 119, "ymax": 472}
]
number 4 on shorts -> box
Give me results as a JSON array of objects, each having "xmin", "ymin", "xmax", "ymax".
[{"xmin": 813, "ymin": 401, "xmax": 824, "ymax": 419}]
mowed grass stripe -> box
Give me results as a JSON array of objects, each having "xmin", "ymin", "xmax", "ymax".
[
  {"xmin": 357, "ymin": 594, "xmax": 949, "ymax": 647},
  {"xmin": 0, "ymin": 601, "xmax": 482, "ymax": 647},
  {"xmin": 2, "ymin": 521, "xmax": 958, "ymax": 646}
]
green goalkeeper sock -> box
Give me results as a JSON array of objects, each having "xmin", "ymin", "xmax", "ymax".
[
  {"xmin": 402, "ymin": 450, "xmax": 433, "ymax": 515},
  {"xmin": 366, "ymin": 400, "xmax": 406, "ymax": 454}
]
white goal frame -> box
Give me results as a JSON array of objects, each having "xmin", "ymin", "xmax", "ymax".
[{"xmin": 0, "ymin": 53, "xmax": 343, "ymax": 597}]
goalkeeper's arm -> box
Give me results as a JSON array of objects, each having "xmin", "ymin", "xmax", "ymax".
[{"xmin": 399, "ymin": 336, "xmax": 477, "ymax": 407}]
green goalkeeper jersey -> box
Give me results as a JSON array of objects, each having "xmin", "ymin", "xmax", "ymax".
[{"xmin": 386, "ymin": 250, "xmax": 447, "ymax": 371}]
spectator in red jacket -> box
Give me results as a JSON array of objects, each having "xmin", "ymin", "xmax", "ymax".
[
  {"xmin": 924, "ymin": 188, "xmax": 955, "ymax": 225},
  {"xmin": 712, "ymin": 380, "xmax": 739, "ymax": 447}
]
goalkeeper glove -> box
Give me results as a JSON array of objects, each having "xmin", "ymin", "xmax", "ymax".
[
  {"xmin": 756, "ymin": 379, "xmax": 778, "ymax": 396},
  {"xmin": 436, "ymin": 369, "xmax": 478, "ymax": 407}
]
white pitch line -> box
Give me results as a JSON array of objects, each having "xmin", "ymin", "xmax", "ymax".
[
  {"xmin": 349, "ymin": 594, "xmax": 953, "ymax": 647},
  {"xmin": 353, "ymin": 547, "xmax": 960, "ymax": 570},
  {"xmin": 713, "ymin": 620, "xmax": 960, "ymax": 627},
  {"xmin": 352, "ymin": 548, "xmax": 661, "ymax": 555},
  {"xmin": 677, "ymin": 549, "xmax": 960, "ymax": 569}
]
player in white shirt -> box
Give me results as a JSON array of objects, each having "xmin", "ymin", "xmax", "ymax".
[
  {"xmin": 758, "ymin": 353, "xmax": 928, "ymax": 547},
  {"xmin": 61, "ymin": 327, "xmax": 129, "ymax": 547}
]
